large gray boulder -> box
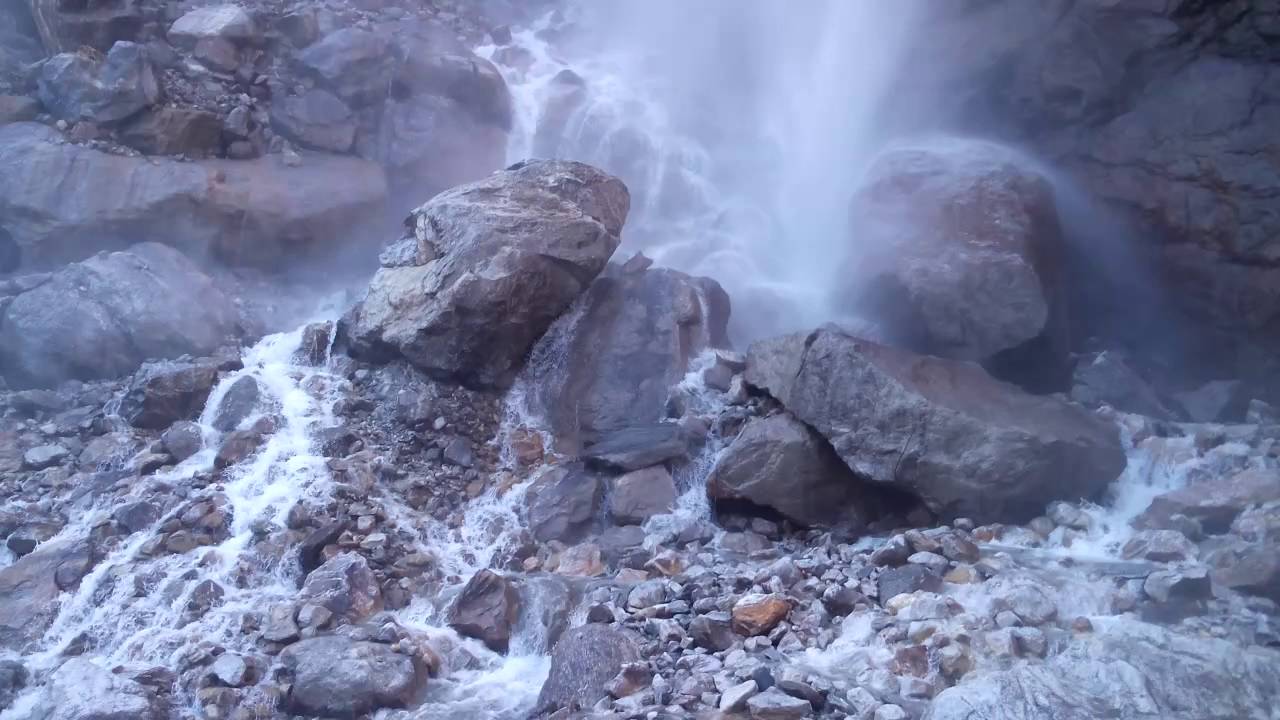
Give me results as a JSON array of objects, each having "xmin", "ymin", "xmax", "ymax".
[
  {"xmin": 842, "ymin": 138, "xmax": 1068, "ymax": 387},
  {"xmin": 745, "ymin": 327, "xmax": 1125, "ymax": 522},
  {"xmin": 342, "ymin": 160, "xmax": 629, "ymax": 390},
  {"xmin": 37, "ymin": 41, "xmax": 159, "ymax": 124},
  {"xmin": 524, "ymin": 265, "xmax": 730, "ymax": 449},
  {"xmin": 924, "ymin": 620, "xmax": 1280, "ymax": 720},
  {"xmin": 536, "ymin": 624, "xmax": 642, "ymax": 714},
  {"xmin": 0, "ymin": 122, "xmax": 388, "ymax": 271},
  {"xmin": 0, "ymin": 243, "xmax": 238, "ymax": 389},
  {"xmin": 708, "ymin": 413, "xmax": 880, "ymax": 528},
  {"xmin": 278, "ymin": 636, "xmax": 422, "ymax": 718},
  {"xmin": 524, "ymin": 464, "xmax": 603, "ymax": 543},
  {"xmin": 0, "ymin": 539, "xmax": 95, "ymax": 651}
]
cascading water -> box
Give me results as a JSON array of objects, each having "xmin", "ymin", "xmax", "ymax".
[{"xmin": 481, "ymin": 1, "xmax": 923, "ymax": 342}]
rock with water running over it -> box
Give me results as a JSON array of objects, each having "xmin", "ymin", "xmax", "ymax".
[
  {"xmin": 342, "ymin": 160, "xmax": 628, "ymax": 390},
  {"xmin": 708, "ymin": 412, "xmax": 880, "ymax": 527},
  {"xmin": 33, "ymin": 658, "xmax": 157, "ymax": 720},
  {"xmin": 745, "ymin": 327, "xmax": 1126, "ymax": 522},
  {"xmin": 924, "ymin": 620, "xmax": 1280, "ymax": 720},
  {"xmin": 279, "ymin": 635, "xmax": 422, "ymax": 717},
  {"xmin": 300, "ymin": 552, "xmax": 382, "ymax": 623},
  {"xmin": 536, "ymin": 624, "xmax": 642, "ymax": 714},
  {"xmin": 0, "ymin": 539, "xmax": 96, "ymax": 651},
  {"xmin": 0, "ymin": 243, "xmax": 238, "ymax": 389},
  {"xmin": 212, "ymin": 376, "xmax": 260, "ymax": 432},
  {"xmin": 839, "ymin": 137, "xmax": 1070, "ymax": 388},
  {"xmin": 1135, "ymin": 469, "xmax": 1280, "ymax": 534},
  {"xmin": 37, "ymin": 42, "xmax": 159, "ymax": 125},
  {"xmin": 447, "ymin": 569, "xmax": 519, "ymax": 653}
]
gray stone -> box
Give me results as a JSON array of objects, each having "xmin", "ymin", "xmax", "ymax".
[
  {"xmin": 525, "ymin": 465, "xmax": 602, "ymax": 543},
  {"xmin": 0, "ymin": 95, "xmax": 41, "ymax": 124},
  {"xmin": 0, "ymin": 538, "xmax": 98, "ymax": 650},
  {"xmin": 1122, "ymin": 529, "xmax": 1196, "ymax": 563},
  {"xmin": 271, "ymin": 89, "xmax": 356, "ymax": 153},
  {"xmin": 279, "ymin": 635, "xmax": 421, "ymax": 717},
  {"xmin": 1136, "ymin": 469, "xmax": 1280, "ymax": 535},
  {"xmin": 997, "ymin": 584, "xmax": 1058, "ymax": 626},
  {"xmin": 34, "ymin": 658, "xmax": 156, "ymax": 720},
  {"xmin": 626, "ymin": 579, "xmax": 668, "ymax": 610},
  {"xmin": 708, "ymin": 413, "xmax": 878, "ymax": 528},
  {"xmin": 300, "ymin": 553, "xmax": 382, "ymax": 623},
  {"xmin": 609, "ymin": 465, "xmax": 677, "ymax": 524},
  {"xmin": 118, "ymin": 107, "xmax": 222, "ymax": 157},
  {"xmin": 536, "ymin": 624, "xmax": 642, "ymax": 714},
  {"xmin": 22, "ymin": 444, "xmax": 68, "ymax": 469},
  {"xmin": 119, "ymin": 360, "xmax": 220, "ymax": 431},
  {"xmin": 168, "ymin": 6, "xmax": 259, "ymax": 48},
  {"xmin": 212, "ymin": 376, "xmax": 260, "ymax": 432},
  {"xmin": 448, "ymin": 569, "xmax": 518, "ymax": 652},
  {"xmin": 295, "ymin": 28, "xmax": 396, "ymax": 107},
  {"xmin": 343, "ymin": 160, "xmax": 627, "ymax": 390},
  {"xmin": 112, "ymin": 501, "xmax": 159, "ymax": 534},
  {"xmin": 262, "ymin": 604, "xmax": 299, "ymax": 643},
  {"xmin": 877, "ymin": 565, "xmax": 942, "ymax": 604},
  {"xmin": 0, "ymin": 243, "xmax": 237, "ymax": 389},
  {"xmin": 161, "ymin": 421, "xmax": 203, "ymax": 462},
  {"xmin": 38, "ymin": 42, "xmax": 159, "ymax": 125},
  {"xmin": 747, "ymin": 687, "xmax": 812, "ymax": 719},
  {"xmin": 582, "ymin": 424, "xmax": 688, "ymax": 472},
  {"xmin": 721, "ymin": 680, "xmax": 759, "ymax": 711},
  {"xmin": 208, "ymin": 653, "xmax": 249, "ymax": 687},
  {"xmin": 691, "ymin": 611, "xmax": 735, "ymax": 652},
  {"xmin": 0, "ymin": 659, "xmax": 25, "ymax": 712},
  {"xmin": 745, "ymin": 327, "xmax": 1125, "ymax": 522}
]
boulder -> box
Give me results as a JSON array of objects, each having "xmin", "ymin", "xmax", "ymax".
[
  {"xmin": 342, "ymin": 160, "xmax": 628, "ymax": 389},
  {"xmin": 924, "ymin": 620, "xmax": 1280, "ymax": 720},
  {"xmin": 271, "ymin": 89, "xmax": 356, "ymax": 153},
  {"xmin": 212, "ymin": 376, "xmax": 260, "ymax": 432},
  {"xmin": 0, "ymin": 244, "xmax": 237, "ymax": 389},
  {"xmin": 117, "ymin": 107, "xmax": 222, "ymax": 157},
  {"xmin": 536, "ymin": 624, "xmax": 642, "ymax": 714},
  {"xmin": 38, "ymin": 42, "xmax": 159, "ymax": 124},
  {"xmin": 447, "ymin": 570, "xmax": 519, "ymax": 653},
  {"xmin": 119, "ymin": 360, "xmax": 220, "ymax": 430},
  {"xmin": 0, "ymin": 122, "xmax": 388, "ymax": 271},
  {"xmin": 525, "ymin": 464, "xmax": 602, "ymax": 543},
  {"xmin": 581, "ymin": 424, "xmax": 688, "ymax": 472},
  {"xmin": 877, "ymin": 565, "xmax": 942, "ymax": 604},
  {"xmin": 608, "ymin": 465, "xmax": 677, "ymax": 524},
  {"xmin": 1070, "ymin": 351, "xmax": 1178, "ymax": 419},
  {"xmin": 167, "ymin": 5, "xmax": 259, "ymax": 48},
  {"xmin": 1136, "ymin": 469, "xmax": 1280, "ymax": 535},
  {"xmin": 841, "ymin": 138, "xmax": 1069, "ymax": 387},
  {"xmin": 390, "ymin": 23, "xmax": 511, "ymax": 129},
  {"xmin": 279, "ymin": 636, "xmax": 421, "ymax": 717},
  {"xmin": 524, "ymin": 266, "xmax": 731, "ymax": 449},
  {"xmin": 0, "ymin": 539, "xmax": 95, "ymax": 651},
  {"xmin": 1205, "ymin": 540, "xmax": 1280, "ymax": 604},
  {"xmin": 34, "ymin": 658, "xmax": 156, "ymax": 720},
  {"xmin": 0, "ymin": 659, "xmax": 25, "ymax": 712},
  {"xmin": 745, "ymin": 327, "xmax": 1125, "ymax": 522},
  {"xmin": 295, "ymin": 28, "xmax": 397, "ymax": 107},
  {"xmin": 300, "ymin": 553, "xmax": 382, "ymax": 623},
  {"xmin": 708, "ymin": 413, "xmax": 879, "ymax": 527}
]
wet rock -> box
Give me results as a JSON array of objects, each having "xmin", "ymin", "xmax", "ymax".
[
  {"xmin": 38, "ymin": 42, "xmax": 159, "ymax": 125},
  {"xmin": 609, "ymin": 465, "xmax": 677, "ymax": 524},
  {"xmin": 536, "ymin": 624, "xmax": 642, "ymax": 714},
  {"xmin": 525, "ymin": 464, "xmax": 602, "ymax": 543},
  {"xmin": 121, "ymin": 360, "xmax": 220, "ymax": 430},
  {"xmin": 23, "ymin": 444, "xmax": 68, "ymax": 469},
  {"xmin": 0, "ymin": 659, "xmax": 25, "ymax": 711},
  {"xmin": 0, "ymin": 539, "xmax": 95, "ymax": 650},
  {"xmin": 295, "ymin": 322, "xmax": 334, "ymax": 366},
  {"xmin": 0, "ymin": 243, "xmax": 237, "ymax": 389},
  {"xmin": 113, "ymin": 501, "xmax": 159, "ymax": 534},
  {"xmin": 213, "ymin": 419, "xmax": 273, "ymax": 469},
  {"xmin": 582, "ymin": 424, "xmax": 687, "ymax": 472},
  {"xmin": 748, "ymin": 687, "xmax": 812, "ymax": 720},
  {"xmin": 996, "ymin": 584, "xmax": 1058, "ymax": 626},
  {"xmin": 745, "ymin": 327, "xmax": 1125, "ymax": 522},
  {"xmin": 161, "ymin": 421, "xmax": 203, "ymax": 462},
  {"xmin": 279, "ymin": 635, "xmax": 421, "ymax": 717},
  {"xmin": 298, "ymin": 521, "xmax": 346, "ymax": 574},
  {"xmin": 38, "ymin": 657, "xmax": 157, "ymax": 720},
  {"xmin": 1175, "ymin": 380, "xmax": 1251, "ymax": 423},
  {"xmin": 878, "ymin": 565, "xmax": 942, "ymax": 604},
  {"xmin": 840, "ymin": 138, "xmax": 1069, "ymax": 385},
  {"xmin": 709, "ymin": 413, "xmax": 879, "ymax": 527},
  {"xmin": 554, "ymin": 543, "xmax": 605, "ymax": 577},
  {"xmin": 721, "ymin": 679, "xmax": 759, "ymax": 711},
  {"xmin": 1136, "ymin": 469, "xmax": 1280, "ymax": 534},
  {"xmin": 208, "ymin": 653, "xmax": 249, "ymax": 688},
  {"xmin": 117, "ymin": 107, "xmax": 222, "ymax": 157},
  {"xmin": 691, "ymin": 611, "xmax": 735, "ymax": 652},
  {"xmin": 1070, "ymin": 351, "xmax": 1178, "ymax": 419},
  {"xmin": 343, "ymin": 160, "xmax": 627, "ymax": 390},
  {"xmin": 1122, "ymin": 529, "xmax": 1197, "ymax": 562},
  {"xmin": 213, "ymin": 376, "xmax": 260, "ymax": 432},
  {"xmin": 442, "ymin": 436, "xmax": 473, "ymax": 467},
  {"xmin": 295, "ymin": 28, "xmax": 396, "ymax": 107},
  {"xmin": 732, "ymin": 593, "xmax": 790, "ymax": 636},
  {"xmin": 300, "ymin": 552, "xmax": 382, "ymax": 623},
  {"xmin": 271, "ymin": 89, "xmax": 356, "ymax": 153},
  {"xmin": 523, "ymin": 266, "xmax": 730, "ymax": 446},
  {"xmin": 448, "ymin": 569, "xmax": 519, "ymax": 653},
  {"xmin": 925, "ymin": 621, "xmax": 1280, "ymax": 720},
  {"xmin": 605, "ymin": 662, "xmax": 651, "ymax": 698},
  {"xmin": 263, "ymin": 604, "xmax": 299, "ymax": 643}
]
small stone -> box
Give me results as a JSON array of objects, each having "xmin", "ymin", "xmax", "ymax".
[
  {"xmin": 1143, "ymin": 566, "xmax": 1212, "ymax": 604},
  {"xmin": 1011, "ymin": 627, "xmax": 1047, "ymax": 657},
  {"xmin": 1028, "ymin": 516, "xmax": 1055, "ymax": 537},
  {"xmin": 943, "ymin": 565, "xmax": 978, "ymax": 584},
  {"xmin": 874, "ymin": 704, "xmax": 908, "ymax": 720},
  {"xmin": 938, "ymin": 533, "xmax": 980, "ymax": 563},
  {"xmin": 871, "ymin": 535, "xmax": 912, "ymax": 567},
  {"xmin": 995, "ymin": 610, "xmax": 1022, "ymax": 628},
  {"xmin": 936, "ymin": 644, "xmax": 972, "ymax": 678},
  {"xmin": 907, "ymin": 551, "xmax": 949, "ymax": 573},
  {"xmin": 208, "ymin": 653, "xmax": 249, "ymax": 687},
  {"xmin": 1071, "ymin": 616, "xmax": 1093, "ymax": 632},
  {"xmin": 720, "ymin": 679, "xmax": 759, "ymax": 711},
  {"xmin": 297, "ymin": 603, "xmax": 333, "ymax": 629},
  {"xmin": 732, "ymin": 593, "xmax": 790, "ymax": 636},
  {"xmin": 263, "ymin": 604, "xmax": 299, "ymax": 642},
  {"xmin": 443, "ymin": 436, "xmax": 474, "ymax": 467},
  {"xmin": 691, "ymin": 611, "xmax": 735, "ymax": 652},
  {"xmin": 999, "ymin": 585, "xmax": 1058, "ymax": 626},
  {"xmin": 627, "ymin": 579, "xmax": 668, "ymax": 610},
  {"xmin": 605, "ymin": 662, "xmax": 651, "ymax": 698},
  {"xmin": 23, "ymin": 444, "xmax": 69, "ymax": 469}
]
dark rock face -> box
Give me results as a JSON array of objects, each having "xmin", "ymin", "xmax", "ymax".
[
  {"xmin": 527, "ymin": 266, "xmax": 731, "ymax": 449},
  {"xmin": 343, "ymin": 160, "xmax": 629, "ymax": 390},
  {"xmin": 708, "ymin": 413, "xmax": 880, "ymax": 528},
  {"xmin": 0, "ymin": 122, "xmax": 388, "ymax": 271},
  {"xmin": 37, "ymin": 41, "xmax": 159, "ymax": 124},
  {"xmin": 0, "ymin": 244, "xmax": 238, "ymax": 389},
  {"xmin": 278, "ymin": 636, "xmax": 422, "ymax": 718},
  {"xmin": 925, "ymin": 621, "xmax": 1280, "ymax": 720},
  {"xmin": 447, "ymin": 569, "xmax": 519, "ymax": 652},
  {"xmin": 525, "ymin": 464, "xmax": 603, "ymax": 543},
  {"xmin": 842, "ymin": 138, "xmax": 1068, "ymax": 387},
  {"xmin": 746, "ymin": 327, "xmax": 1126, "ymax": 522},
  {"xmin": 536, "ymin": 624, "xmax": 642, "ymax": 714}
]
